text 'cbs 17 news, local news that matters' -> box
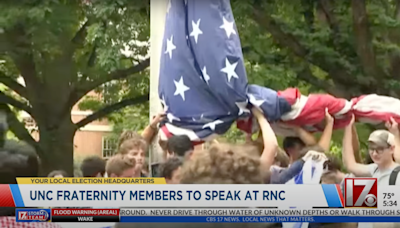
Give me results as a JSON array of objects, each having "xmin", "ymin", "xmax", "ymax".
[{"xmin": 10, "ymin": 177, "xmax": 400, "ymax": 223}]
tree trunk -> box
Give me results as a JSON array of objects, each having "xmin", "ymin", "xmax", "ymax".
[{"xmin": 37, "ymin": 119, "xmax": 76, "ymax": 176}]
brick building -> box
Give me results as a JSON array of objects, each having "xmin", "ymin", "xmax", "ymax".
[{"xmin": 21, "ymin": 91, "xmax": 115, "ymax": 159}]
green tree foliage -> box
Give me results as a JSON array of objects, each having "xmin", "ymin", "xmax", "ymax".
[
  {"xmin": 0, "ymin": 0, "xmax": 150, "ymax": 174},
  {"xmin": 232, "ymin": 0, "xmax": 400, "ymax": 98},
  {"xmin": 223, "ymin": 0, "xmax": 398, "ymax": 154}
]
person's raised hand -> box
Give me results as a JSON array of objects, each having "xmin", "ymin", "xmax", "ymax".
[
  {"xmin": 325, "ymin": 108, "xmax": 334, "ymax": 124},
  {"xmin": 386, "ymin": 117, "xmax": 399, "ymax": 136},
  {"xmin": 347, "ymin": 114, "xmax": 355, "ymax": 127},
  {"xmin": 150, "ymin": 112, "xmax": 166, "ymax": 128},
  {"xmin": 302, "ymin": 150, "xmax": 327, "ymax": 162}
]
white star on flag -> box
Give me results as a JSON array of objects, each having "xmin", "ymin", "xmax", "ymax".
[
  {"xmin": 160, "ymin": 96, "xmax": 169, "ymax": 111},
  {"xmin": 202, "ymin": 120, "xmax": 224, "ymax": 131},
  {"xmin": 248, "ymin": 94, "xmax": 265, "ymax": 107},
  {"xmin": 190, "ymin": 19, "xmax": 203, "ymax": 44},
  {"xmin": 219, "ymin": 17, "xmax": 236, "ymax": 39},
  {"xmin": 236, "ymin": 101, "xmax": 250, "ymax": 115},
  {"xmin": 167, "ymin": 113, "xmax": 181, "ymax": 123},
  {"xmin": 221, "ymin": 58, "xmax": 239, "ymax": 82},
  {"xmin": 173, "ymin": 76, "xmax": 190, "ymax": 101},
  {"xmin": 201, "ymin": 66, "xmax": 210, "ymax": 84},
  {"xmin": 165, "ymin": 35, "xmax": 176, "ymax": 59}
]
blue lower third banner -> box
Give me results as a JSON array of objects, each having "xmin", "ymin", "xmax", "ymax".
[{"xmin": 119, "ymin": 216, "xmax": 400, "ymax": 223}]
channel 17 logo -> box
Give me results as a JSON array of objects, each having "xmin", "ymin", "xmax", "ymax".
[
  {"xmin": 345, "ymin": 178, "xmax": 378, "ymax": 208},
  {"xmin": 16, "ymin": 209, "xmax": 50, "ymax": 222}
]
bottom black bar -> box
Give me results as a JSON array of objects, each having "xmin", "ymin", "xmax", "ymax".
[{"xmin": 51, "ymin": 215, "xmax": 120, "ymax": 222}]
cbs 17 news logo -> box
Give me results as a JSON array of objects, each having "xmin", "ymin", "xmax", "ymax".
[{"xmin": 345, "ymin": 178, "xmax": 378, "ymax": 208}]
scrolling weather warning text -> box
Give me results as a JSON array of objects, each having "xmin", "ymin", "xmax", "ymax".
[{"xmin": 345, "ymin": 178, "xmax": 378, "ymax": 208}]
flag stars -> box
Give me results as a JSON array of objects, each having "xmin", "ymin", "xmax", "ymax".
[
  {"xmin": 173, "ymin": 76, "xmax": 190, "ymax": 101},
  {"xmin": 221, "ymin": 58, "xmax": 239, "ymax": 82},
  {"xmin": 167, "ymin": 113, "xmax": 180, "ymax": 122},
  {"xmin": 248, "ymin": 94, "xmax": 265, "ymax": 107},
  {"xmin": 190, "ymin": 19, "xmax": 203, "ymax": 44},
  {"xmin": 201, "ymin": 66, "xmax": 210, "ymax": 84},
  {"xmin": 236, "ymin": 101, "xmax": 250, "ymax": 115},
  {"xmin": 165, "ymin": 35, "xmax": 176, "ymax": 59},
  {"xmin": 202, "ymin": 120, "xmax": 224, "ymax": 131},
  {"xmin": 160, "ymin": 96, "xmax": 169, "ymax": 111},
  {"xmin": 220, "ymin": 17, "xmax": 236, "ymax": 39}
]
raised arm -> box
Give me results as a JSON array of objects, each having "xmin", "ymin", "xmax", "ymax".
[
  {"xmin": 294, "ymin": 127, "xmax": 317, "ymax": 146},
  {"xmin": 141, "ymin": 112, "xmax": 166, "ymax": 144},
  {"xmin": 352, "ymin": 125, "xmax": 362, "ymax": 163},
  {"xmin": 386, "ymin": 117, "xmax": 400, "ymax": 163},
  {"xmin": 252, "ymin": 108, "xmax": 278, "ymax": 172},
  {"xmin": 292, "ymin": 109, "xmax": 333, "ymax": 152},
  {"xmin": 317, "ymin": 109, "xmax": 334, "ymax": 152},
  {"xmin": 342, "ymin": 115, "xmax": 371, "ymax": 177}
]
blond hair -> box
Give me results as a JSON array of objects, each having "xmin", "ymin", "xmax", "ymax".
[
  {"xmin": 118, "ymin": 130, "xmax": 143, "ymax": 149},
  {"xmin": 106, "ymin": 154, "xmax": 135, "ymax": 176},
  {"xmin": 118, "ymin": 138, "xmax": 148, "ymax": 155},
  {"xmin": 180, "ymin": 144, "xmax": 263, "ymax": 184}
]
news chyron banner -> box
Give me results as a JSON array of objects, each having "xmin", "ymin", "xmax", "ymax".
[
  {"xmin": 13, "ymin": 208, "xmax": 400, "ymax": 223},
  {"xmin": 3, "ymin": 177, "xmax": 400, "ymax": 223}
]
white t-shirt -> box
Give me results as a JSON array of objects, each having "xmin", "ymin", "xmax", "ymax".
[
  {"xmin": 358, "ymin": 164, "xmax": 400, "ymax": 228},
  {"xmin": 367, "ymin": 164, "xmax": 400, "ymax": 185}
]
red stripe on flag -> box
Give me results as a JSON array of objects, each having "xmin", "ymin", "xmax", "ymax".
[
  {"xmin": 161, "ymin": 125, "xmax": 173, "ymax": 138},
  {"xmin": 0, "ymin": 185, "xmax": 16, "ymax": 207},
  {"xmin": 161, "ymin": 125, "xmax": 204, "ymax": 146}
]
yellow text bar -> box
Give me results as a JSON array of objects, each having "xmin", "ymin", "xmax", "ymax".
[{"xmin": 17, "ymin": 178, "xmax": 166, "ymax": 184}]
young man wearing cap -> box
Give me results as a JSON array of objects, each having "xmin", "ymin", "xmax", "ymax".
[
  {"xmin": 342, "ymin": 117, "xmax": 400, "ymax": 228},
  {"xmin": 342, "ymin": 115, "xmax": 400, "ymax": 186}
]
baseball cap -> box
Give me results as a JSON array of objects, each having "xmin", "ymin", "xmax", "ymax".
[{"xmin": 368, "ymin": 130, "xmax": 394, "ymax": 148}]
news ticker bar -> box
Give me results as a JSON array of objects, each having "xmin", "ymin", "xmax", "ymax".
[
  {"xmin": 49, "ymin": 216, "xmax": 400, "ymax": 223},
  {"xmin": 16, "ymin": 208, "xmax": 400, "ymax": 223},
  {"xmin": 118, "ymin": 208, "xmax": 400, "ymax": 217}
]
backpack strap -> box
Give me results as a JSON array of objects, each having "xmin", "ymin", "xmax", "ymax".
[
  {"xmin": 389, "ymin": 166, "xmax": 400, "ymax": 185},
  {"xmin": 373, "ymin": 167, "xmax": 378, "ymax": 175}
]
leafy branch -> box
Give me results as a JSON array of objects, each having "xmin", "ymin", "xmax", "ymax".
[{"xmin": 75, "ymin": 93, "xmax": 149, "ymax": 128}]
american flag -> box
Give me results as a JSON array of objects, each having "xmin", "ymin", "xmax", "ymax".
[{"xmin": 158, "ymin": 0, "xmax": 291, "ymax": 142}]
